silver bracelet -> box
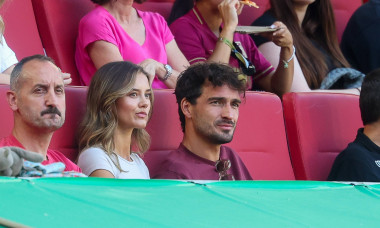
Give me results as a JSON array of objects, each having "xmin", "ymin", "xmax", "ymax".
[{"xmin": 282, "ymin": 45, "xmax": 296, "ymax": 69}]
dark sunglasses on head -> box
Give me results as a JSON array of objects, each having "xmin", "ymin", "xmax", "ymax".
[{"xmin": 215, "ymin": 159, "xmax": 235, "ymax": 181}]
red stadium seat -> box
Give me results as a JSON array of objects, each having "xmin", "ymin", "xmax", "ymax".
[
  {"xmin": 49, "ymin": 86, "xmax": 87, "ymax": 162},
  {"xmin": 331, "ymin": 0, "xmax": 362, "ymax": 42},
  {"xmin": 143, "ymin": 90, "xmax": 183, "ymax": 177},
  {"xmin": 31, "ymin": 0, "xmax": 95, "ymax": 86},
  {"xmin": 283, "ymin": 92, "xmax": 363, "ymax": 180},
  {"xmin": 0, "ymin": 85, "xmax": 13, "ymax": 139},
  {"xmin": 226, "ymin": 91, "xmax": 294, "ymax": 180},
  {"xmin": 0, "ymin": 0, "xmax": 44, "ymax": 59}
]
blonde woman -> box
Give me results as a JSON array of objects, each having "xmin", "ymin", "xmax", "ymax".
[
  {"xmin": 77, "ymin": 61, "xmax": 153, "ymax": 179},
  {"xmin": 0, "ymin": 0, "xmax": 17, "ymax": 84}
]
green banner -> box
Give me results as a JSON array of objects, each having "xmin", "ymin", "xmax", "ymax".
[{"xmin": 0, "ymin": 177, "xmax": 379, "ymax": 227}]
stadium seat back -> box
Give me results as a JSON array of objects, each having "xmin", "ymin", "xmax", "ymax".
[
  {"xmin": 226, "ymin": 91, "xmax": 295, "ymax": 180},
  {"xmin": 31, "ymin": 0, "xmax": 95, "ymax": 86},
  {"xmin": 283, "ymin": 92, "xmax": 363, "ymax": 180},
  {"xmin": 50, "ymin": 86, "xmax": 87, "ymax": 162},
  {"xmin": 143, "ymin": 90, "xmax": 183, "ymax": 177},
  {"xmin": 0, "ymin": 85, "xmax": 13, "ymax": 139},
  {"xmin": 0, "ymin": 0, "xmax": 44, "ymax": 59},
  {"xmin": 331, "ymin": 0, "xmax": 362, "ymax": 42}
]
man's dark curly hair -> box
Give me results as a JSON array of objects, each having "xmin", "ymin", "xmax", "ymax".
[
  {"xmin": 360, "ymin": 68, "xmax": 380, "ymax": 125},
  {"xmin": 175, "ymin": 62, "xmax": 246, "ymax": 132}
]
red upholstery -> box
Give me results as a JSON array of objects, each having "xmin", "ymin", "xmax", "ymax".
[
  {"xmin": 0, "ymin": 85, "xmax": 13, "ymax": 139},
  {"xmin": 238, "ymin": 0, "xmax": 270, "ymax": 25},
  {"xmin": 143, "ymin": 90, "xmax": 182, "ymax": 177},
  {"xmin": 0, "ymin": 0, "xmax": 44, "ymax": 59},
  {"xmin": 331, "ymin": 0, "xmax": 362, "ymax": 42},
  {"xmin": 31, "ymin": 0, "xmax": 95, "ymax": 86},
  {"xmin": 283, "ymin": 92, "xmax": 363, "ymax": 180},
  {"xmin": 226, "ymin": 91, "xmax": 294, "ymax": 180},
  {"xmin": 49, "ymin": 86, "xmax": 87, "ymax": 162},
  {"xmin": 133, "ymin": 2, "xmax": 173, "ymax": 20}
]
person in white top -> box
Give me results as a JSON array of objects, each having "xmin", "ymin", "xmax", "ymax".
[
  {"xmin": 77, "ymin": 61, "xmax": 153, "ymax": 179},
  {"xmin": 0, "ymin": 0, "xmax": 72, "ymax": 85},
  {"xmin": 0, "ymin": 36, "xmax": 17, "ymax": 83},
  {"xmin": 0, "ymin": 0, "xmax": 17, "ymax": 84}
]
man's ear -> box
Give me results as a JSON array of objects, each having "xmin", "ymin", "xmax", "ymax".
[
  {"xmin": 6, "ymin": 91, "xmax": 18, "ymax": 111},
  {"xmin": 181, "ymin": 98, "xmax": 192, "ymax": 118}
]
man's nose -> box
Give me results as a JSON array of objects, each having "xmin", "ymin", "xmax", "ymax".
[
  {"xmin": 45, "ymin": 90, "xmax": 58, "ymax": 107},
  {"xmin": 221, "ymin": 105, "xmax": 235, "ymax": 119}
]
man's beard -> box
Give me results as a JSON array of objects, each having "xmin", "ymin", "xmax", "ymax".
[{"xmin": 194, "ymin": 119, "xmax": 236, "ymax": 145}]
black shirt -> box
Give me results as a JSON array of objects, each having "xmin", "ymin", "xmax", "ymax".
[
  {"xmin": 327, "ymin": 128, "xmax": 380, "ymax": 182},
  {"xmin": 340, "ymin": 0, "xmax": 380, "ymax": 74}
]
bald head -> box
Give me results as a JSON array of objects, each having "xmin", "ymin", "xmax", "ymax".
[{"xmin": 10, "ymin": 55, "xmax": 60, "ymax": 92}]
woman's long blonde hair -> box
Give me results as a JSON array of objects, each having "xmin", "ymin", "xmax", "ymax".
[{"xmin": 78, "ymin": 61, "xmax": 154, "ymax": 171}]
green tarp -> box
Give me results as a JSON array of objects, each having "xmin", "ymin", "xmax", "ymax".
[{"xmin": 0, "ymin": 177, "xmax": 379, "ymax": 227}]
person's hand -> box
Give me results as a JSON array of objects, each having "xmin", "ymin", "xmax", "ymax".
[
  {"xmin": 0, "ymin": 147, "xmax": 44, "ymax": 177},
  {"xmin": 236, "ymin": 1, "xmax": 244, "ymax": 15},
  {"xmin": 62, "ymin": 72, "xmax": 72, "ymax": 85},
  {"xmin": 270, "ymin": 21, "xmax": 293, "ymax": 49},
  {"xmin": 218, "ymin": 0, "xmax": 241, "ymax": 31},
  {"xmin": 139, "ymin": 59, "xmax": 164, "ymax": 84}
]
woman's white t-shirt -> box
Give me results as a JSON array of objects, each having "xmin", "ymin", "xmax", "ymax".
[
  {"xmin": 78, "ymin": 147, "xmax": 150, "ymax": 179},
  {"xmin": 0, "ymin": 36, "xmax": 18, "ymax": 72}
]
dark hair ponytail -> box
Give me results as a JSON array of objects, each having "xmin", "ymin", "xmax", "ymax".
[{"xmin": 168, "ymin": 0, "xmax": 195, "ymax": 25}]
